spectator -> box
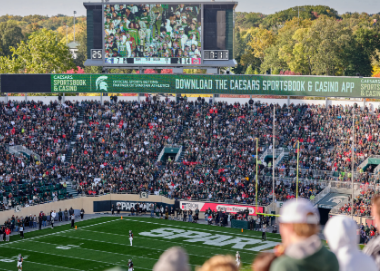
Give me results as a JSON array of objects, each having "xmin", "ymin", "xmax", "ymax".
[
  {"xmin": 58, "ymin": 209, "xmax": 63, "ymax": 222},
  {"xmin": 71, "ymin": 213, "xmax": 75, "ymax": 228},
  {"xmin": 170, "ymin": 207, "xmax": 175, "ymax": 220},
  {"xmin": 64, "ymin": 208, "xmax": 69, "ymax": 221},
  {"xmin": 364, "ymin": 194, "xmax": 380, "ymax": 268},
  {"xmin": 33, "ymin": 215, "xmax": 37, "ymax": 228},
  {"xmin": 42, "ymin": 212, "xmax": 47, "ymax": 227},
  {"xmin": 51, "ymin": 210, "xmax": 56, "ymax": 228},
  {"xmin": 324, "ymin": 216, "xmax": 377, "ymax": 271},
  {"xmin": 153, "ymin": 247, "xmax": 190, "ymax": 271},
  {"xmin": 269, "ymin": 198, "xmax": 339, "ymax": 271},
  {"xmin": 198, "ymin": 255, "xmax": 238, "ymax": 271},
  {"xmin": 80, "ymin": 208, "xmax": 85, "ymax": 219},
  {"xmin": 253, "ymin": 252, "xmax": 277, "ymax": 271},
  {"xmin": 38, "ymin": 214, "xmax": 42, "ymax": 230},
  {"xmin": 5, "ymin": 227, "xmax": 10, "ymax": 241},
  {"xmin": 0, "ymin": 226, "xmax": 4, "ymax": 241}
]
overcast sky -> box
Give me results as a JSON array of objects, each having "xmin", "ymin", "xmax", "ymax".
[{"xmin": 1, "ymin": 0, "xmax": 379, "ymax": 17}]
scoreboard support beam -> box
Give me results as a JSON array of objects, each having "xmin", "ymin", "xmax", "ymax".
[{"xmin": 25, "ymin": 93, "xmax": 27, "ymax": 102}]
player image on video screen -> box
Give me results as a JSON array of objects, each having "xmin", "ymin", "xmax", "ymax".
[{"xmin": 104, "ymin": 3, "xmax": 201, "ymax": 64}]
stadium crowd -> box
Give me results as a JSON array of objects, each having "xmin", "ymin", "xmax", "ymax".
[
  {"xmin": 0, "ymin": 100, "xmax": 81, "ymax": 210},
  {"xmin": 1, "ymin": 98, "xmax": 380, "ymax": 213}
]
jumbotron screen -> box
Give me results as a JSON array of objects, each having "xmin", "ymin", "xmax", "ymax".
[{"xmin": 104, "ymin": 3, "xmax": 202, "ymax": 65}]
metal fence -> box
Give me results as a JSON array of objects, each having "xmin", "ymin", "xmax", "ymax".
[
  {"xmin": 330, "ymin": 198, "xmax": 350, "ymax": 214},
  {"xmin": 310, "ymin": 184, "xmax": 331, "ymax": 205},
  {"xmin": 5, "ymin": 145, "xmax": 41, "ymax": 161},
  {"xmin": 330, "ymin": 181, "xmax": 362, "ymax": 193}
]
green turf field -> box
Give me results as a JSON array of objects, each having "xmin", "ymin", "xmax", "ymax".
[{"xmin": 0, "ymin": 216, "xmax": 281, "ymax": 271}]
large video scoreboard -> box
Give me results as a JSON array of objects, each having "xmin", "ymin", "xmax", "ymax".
[{"xmin": 84, "ymin": 1, "xmax": 237, "ymax": 67}]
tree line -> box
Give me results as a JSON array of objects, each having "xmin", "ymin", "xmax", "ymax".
[
  {"xmin": 234, "ymin": 6, "xmax": 380, "ymax": 77},
  {"xmin": 0, "ymin": 6, "xmax": 379, "ymax": 77}
]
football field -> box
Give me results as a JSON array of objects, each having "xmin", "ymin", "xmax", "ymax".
[{"xmin": 0, "ymin": 216, "xmax": 281, "ymax": 271}]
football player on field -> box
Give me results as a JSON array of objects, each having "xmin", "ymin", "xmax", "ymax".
[
  {"xmin": 17, "ymin": 254, "xmax": 23, "ymax": 271},
  {"xmin": 129, "ymin": 230, "xmax": 133, "ymax": 246},
  {"xmin": 236, "ymin": 251, "xmax": 240, "ymax": 267},
  {"xmin": 128, "ymin": 259, "xmax": 134, "ymax": 271}
]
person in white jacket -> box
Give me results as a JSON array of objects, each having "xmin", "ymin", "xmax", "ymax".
[
  {"xmin": 51, "ymin": 210, "xmax": 57, "ymax": 229},
  {"xmin": 324, "ymin": 215, "xmax": 377, "ymax": 271}
]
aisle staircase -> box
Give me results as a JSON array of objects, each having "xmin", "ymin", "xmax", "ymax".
[
  {"xmin": 65, "ymin": 181, "xmax": 78, "ymax": 197},
  {"xmin": 65, "ymin": 105, "xmax": 85, "ymax": 163},
  {"xmin": 178, "ymin": 105, "xmax": 194, "ymax": 162}
]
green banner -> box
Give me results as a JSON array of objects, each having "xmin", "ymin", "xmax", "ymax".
[
  {"xmin": 51, "ymin": 74, "xmax": 380, "ymax": 97},
  {"xmin": 231, "ymin": 219, "xmax": 249, "ymax": 230}
]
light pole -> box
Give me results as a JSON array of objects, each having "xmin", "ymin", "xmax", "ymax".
[
  {"xmin": 351, "ymin": 108, "xmax": 355, "ymax": 219},
  {"xmin": 296, "ymin": 140, "xmax": 300, "ymax": 200},
  {"xmin": 73, "ymin": 11, "xmax": 77, "ymax": 43},
  {"xmin": 255, "ymin": 138, "xmax": 259, "ymax": 209},
  {"xmin": 273, "ymin": 105, "xmax": 275, "ymax": 205}
]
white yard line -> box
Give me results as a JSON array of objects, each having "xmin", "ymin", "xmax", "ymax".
[
  {"xmin": 49, "ymin": 234, "xmax": 252, "ymax": 264},
  {"xmin": 3, "ymin": 240, "xmax": 154, "ymax": 271},
  {"xmin": 32, "ymin": 240, "xmax": 165, "ymax": 264},
  {"xmin": 1, "ymin": 246, "xmax": 116, "ymax": 267},
  {"xmin": 0, "ymin": 218, "xmax": 120, "ymax": 248}
]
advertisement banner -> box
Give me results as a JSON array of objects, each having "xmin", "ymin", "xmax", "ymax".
[
  {"xmin": 93, "ymin": 200, "xmax": 174, "ymax": 212},
  {"xmin": 49, "ymin": 74, "xmax": 380, "ymax": 98},
  {"xmin": 180, "ymin": 201, "xmax": 263, "ymax": 216}
]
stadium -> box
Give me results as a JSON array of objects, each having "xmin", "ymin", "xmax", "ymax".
[{"xmin": 1, "ymin": 1, "xmax": 380, "ymax": 271}]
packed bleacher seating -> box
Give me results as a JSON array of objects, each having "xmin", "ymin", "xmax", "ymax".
[
  {"xmin": 0, "ymin": 100, "xmax": 85, "ymax": 210},
  {"xmin": 2, "ymin": 97, "xmax": 380, "ymax": 211}
]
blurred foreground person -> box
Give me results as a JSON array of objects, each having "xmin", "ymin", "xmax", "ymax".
[
  {"xmin": 253, "ymin": 252, "xmax": 277, "ymax": 271},
  {"xmin": 198, "ymin": 255, "xmax": 238, "ymax": 271},
  {"xmin": 364, "ymin": 195, "xmax": 380, "ymax": 268},
  {"xmin": 153, "ymin": 247, "xmax": 190, "ymax": 271},
  {"xmin": 270, "ymin": 198, "xmax": 339, "ymax": 271},
  {"xmin": 324, "ymin": 216, "xmax": 376, "ymax": 271}
]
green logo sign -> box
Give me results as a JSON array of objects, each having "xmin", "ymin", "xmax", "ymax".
[{"xmin": 51, "ymin": 74, "xmax": 380, "ymax": 97}]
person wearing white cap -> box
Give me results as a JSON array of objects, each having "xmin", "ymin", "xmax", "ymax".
[
  {"xmin": 324, "ymin": 216, "xmax": 377, "ymax": 271},
  {"xmin": 153, "ymin": 247, "xmax": 190, "ymax": 271},
  {"xmin": 269, "ymin": 198, "xmax": 339, "ymax": 271}
]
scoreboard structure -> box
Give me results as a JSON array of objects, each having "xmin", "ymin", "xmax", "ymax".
[{"xmin": 84, "ymin": 1, "xmax": 238, "ymax": 68}]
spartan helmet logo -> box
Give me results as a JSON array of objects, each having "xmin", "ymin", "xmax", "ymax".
[{"xmin": 96, "ymin": 76, "xmax": 109, "ymax": 92}]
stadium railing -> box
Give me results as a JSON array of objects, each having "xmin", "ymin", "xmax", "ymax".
[
  {"xmin": 310, "ymin": 184, "xmax": 331, "ymax": 205},
  {"xmin": 330, "ymin": 198, "xmax": 350, "ymax": 215}
]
